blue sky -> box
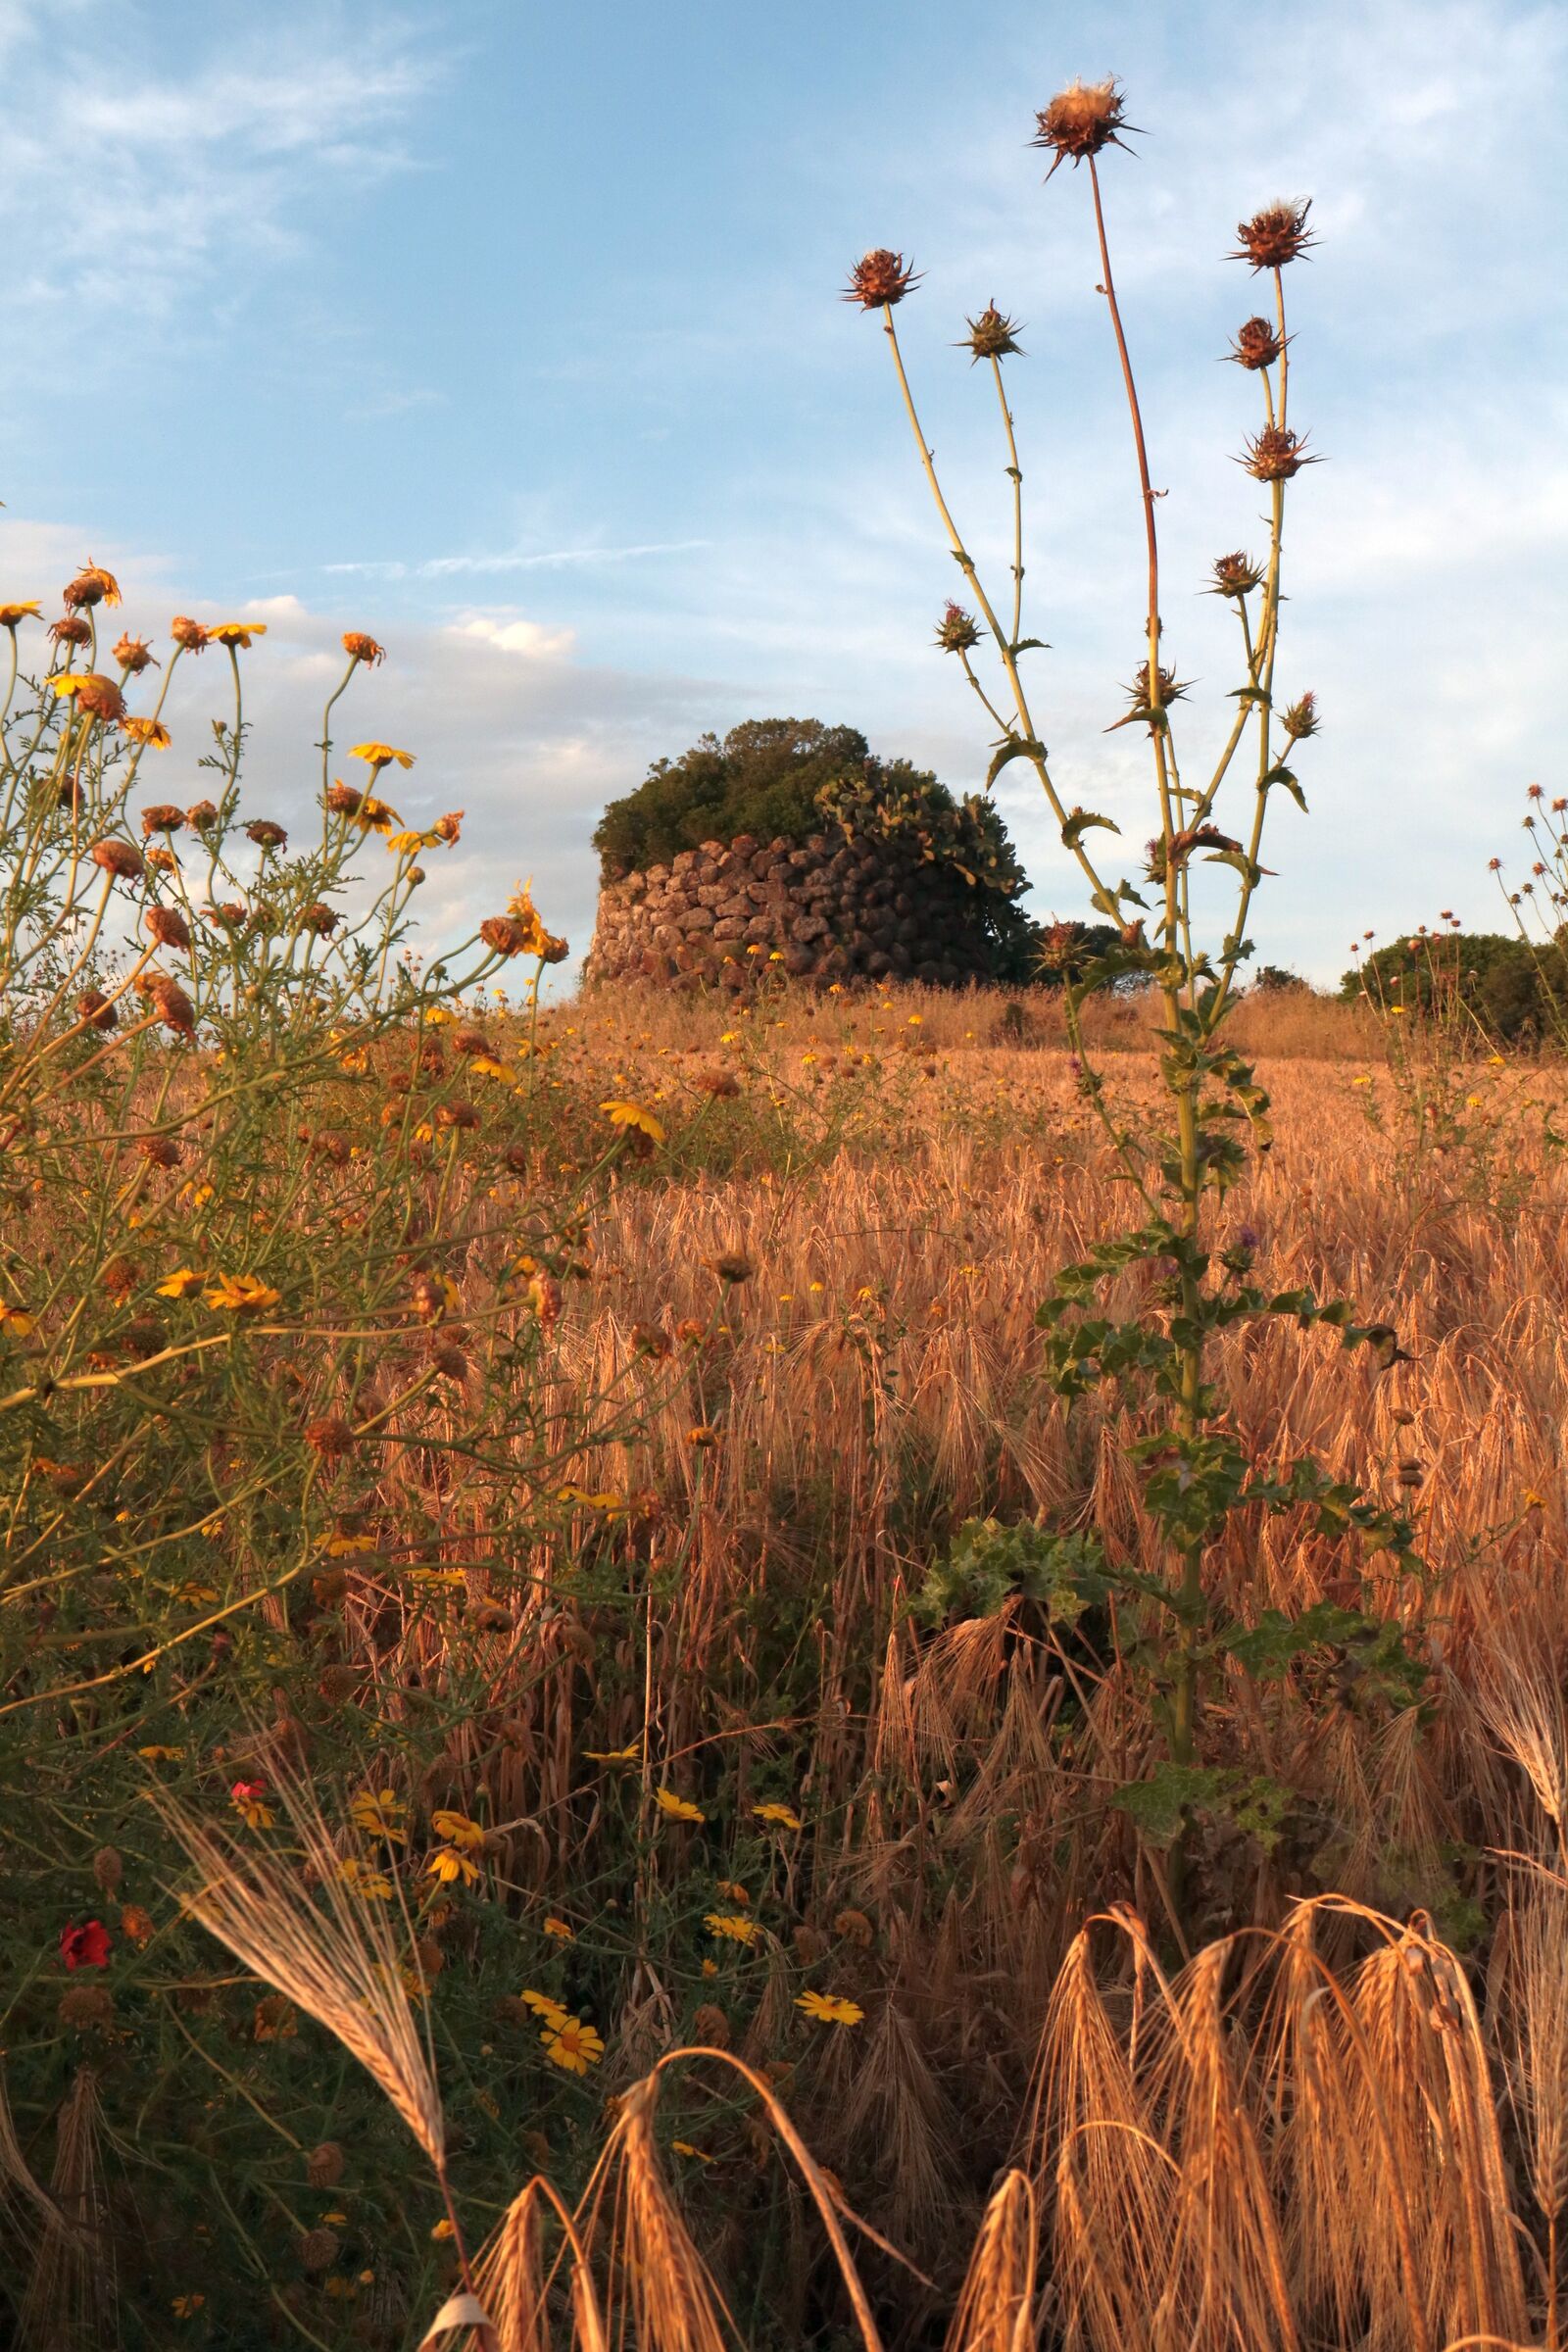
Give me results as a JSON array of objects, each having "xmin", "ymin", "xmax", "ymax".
[{"xmin": 3, "ymin": 0, "xmax": 1565, "ymax": 982}]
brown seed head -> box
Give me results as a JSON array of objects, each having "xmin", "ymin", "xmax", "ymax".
[
  {"xmin": 90, "ymin": 837, "xmax": 145, "ymax": 882},
  {"xmin": 304, "ymin": 1415, "xmax": 353, "ymax": 1464},
  {"xmin": 842, "ymin": 248, "xmax": 920, "ymax": 310},
  {"xmin": 434, "ymin": 1099, "xmax": 479, "ymax": 1131},
  {"xmin": 710, "ymin": 1250, "xmax": 756, "ymax": 1285},
  {"xmin": 186, "ymin": 799, "xmax": 220, "ymax": 831},
  {"xmin": 146, "ymin": 905, "xmax": 192, "ymax": 951},
  {"xmin": 101, "ymin": 1254, "xmax": 139, "ymax": 1301},
  {"xmin": 59, "ymin": 1984, "xmax": 115, "ymax": 2029},
  {"xmin": 74, "ymin": 673, "xmax": 124, "ymax": 722},
  {"xmin": 325, "ymin": 781, "xmax": 366, "ymax": 817},
  {"xmin": 301, "ymin": 903, "xmax": 340, "ymax": 937},
  {"xmin": 113, "ymin": 633, "xmax": 159, "ymax": 673},
  {"xmin": 1242, "ymin": 423, "xmax": 1316, "ymax": 482},
  {"xmin": 299, "ymin": 2228, "xmax": 339, "ymax": 2274},
  {"xmin": 64, "ymin": 562, "xmax": 122, "ymax": 612},
  {"xmin": 49, "ymin": 613, "xmax": 93, "ymax": 650},
  {"xmin": 136, "ymin": 1134, "xmax": 181, "ymax": 1167},
  {"xmin": 1032, "ymin": 77, "xmax": 1131, "ymax": 174},
  {"xmin": 934, "ymin": 601, "xmax": 982, "ymax": 655},
  {"xmin": 1229, "ymin": 315, "xmax": 1284, "ymax": 370},
  {"xmin": 148, "ymin": 976, "xmax": 196, "ymax": 1037},
  {"xmin": 341, "ymin": 630, "xmax": 385, "ymax": 666},
  {"xmin": 1233, "ymin": 199, "xmax": 1314, "ymax": 271},
  {"xmin": 306, "ymin": 2143, "xmax": 346, "ymax": 2189},
  {"xmin": 245, "ymin": 818, "xmax": 288, "ymax": 851},
  {"xmin": 960, "ymin": 302, "xmax": 1024, "ymax": 362},
  {"xmin": 1209, "ymin": 551, "xmax": 1264, "ymax": 599},
  {"xmin": 93, "ymin": 1845, "xmax": 124, "ymax": 1891},
  {"xmin": 78, "ymin": 987, "xmax": 119, "ymax": 1031},
  {"xmin": 140, "ymin": 803, "xmax": 185, "ymax": 837},
  {"xmin": 695, "ymin": 1064, "xmax": 741, "ymax": 1097},
  {"xmin": 480, "ymin": 915, "xmax": 529, "ymax": 956},
  {"xmin": 453, "ymin": 1026, "xmax": 489, "ymax": 1055}
]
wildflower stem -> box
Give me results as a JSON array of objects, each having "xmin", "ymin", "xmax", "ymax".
[{"xmin": 989, "ymin": 353, "xmax": 1026, "ymax": 649}]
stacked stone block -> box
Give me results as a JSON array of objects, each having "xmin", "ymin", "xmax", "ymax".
[{"xmin": 586, "ymin": 829, "xmax": 1000, "ymax": 990}]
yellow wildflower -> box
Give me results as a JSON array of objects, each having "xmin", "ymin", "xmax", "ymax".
[
  {"xmin": 654, "ymin": 1788, "xmax": 705, "ymax": 1825},
  {"xmin": 583, "ymin": 1741, "xmax": 641, "ymax": 1763},
  {"xmin": 0, "ymin": 601, "xmax": 41, "ymax": 629},
  {"xmin": 324, "ymin": 1535, "xmax": 377, "ymax": 1557},
  {"xmin": 600, "ymin": 1099, "xmax": 665, "ymax": 1145},
  {"xmin": 202, "ymin": 1272, "xmax": 280, "ymax": 1313},
  {"xmin": 520, "ymin": 1988, "xmax": 568, "ymax": 2027},
  {"xmin": 430, "ymin": 1808, "xmax": 485, "ymax": 1851},
  {"xmin": 0, "ymin": 1303, "xmax": 37, "ymax": 1337},
  {"xmin": 542, "ymin": 2015, "xmax": 604, "ymax": 2075},
  {"xmin": 796, "ymin": 1990, "xmax": 863, "ymax": 2026},
  {"xmin": 351, "ymin": 741, "xmax": 416, "ymax": 772},
  {"xmin": 156, "ymin": 1267, "xmax": 204, "ymax": 1299},
  {"xmin": 543, "ymin": 1916, "xmax": 574, "ymax": 1940},
  {"xmin": 754, "ymin": 1802, "xmax": 803, "ymax": 1832},
  {"xmin": 425, "ymin": 1845, "xmax": 479, "ymax": 1888},
  {"xmin": 122, "ymin": 717, "xmax": 172, "ymax": 748},
  {"xmin": 705, "ymin": 1913, "xmax": 760, "ymax": 1945},
  {"xmin": 210, "ymin": 621, "xmax": 267, "ymax": 648},
  {"xmin": 350, "ymin": 1789, "xmax": 408, "ymax": 1841},
  {"xmin": 337, "ymin": 1858, "xmax": 393, "ymax": 1900}
]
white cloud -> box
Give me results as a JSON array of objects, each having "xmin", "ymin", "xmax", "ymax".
[
  {"xmin": 322, "ymin": 542, "xmax": 711, "ymax": 580},
  {"xmin": 451, "ymin": 615, "xmax": 577, "ymax": 660}
]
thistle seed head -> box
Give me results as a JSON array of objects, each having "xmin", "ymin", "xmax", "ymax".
[
  {"xmin": 842, "ymin": 249, "xmax": 920, "ymax": 309},
  {"xmin": 1233, "ymin": 199, "xmax": 1315, "ymax": 271},
  {"xmin": 1229, "ymin": 315, "xmax": 1284, "ymax": 370},
  {"xmin": 1032, "ymin": 77, "xmax": 1132, "ymax": 175},
  {"xmin": 960, "ymin": 302, "xmax": 1024, "ymax": 362}
]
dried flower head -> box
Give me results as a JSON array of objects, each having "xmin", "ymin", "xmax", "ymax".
[
  {"xmin": 148, "ymin": 976, "xmax": 196, "ymax": 1037},
  {"xmin": 1032, "ymin": 77, "xmax": 1132, "ymax": 175},
  {"xmin": 1241, "ymin": 423, "xmax": 1317, "ymax": 482},
  {"xmin": 934, "ymin": 602, "xmax": 982, "ymax": 655},
  {"xmin": 57, "ymin": 671, "xmax": 124, "ymax": 721},
  {"xmin": 140, "ymin": 804, "xmax": 185, "ymax": 837},
  {"xmin": 843, "ymin": 249, "xmax": 920, "ymax": 309},
  {"xmin": 342, "ymin": 631, "xmax": 385, "ymax": 666},
  {"xmin": 171, "ymin": 615, "xmax": 210, "ymax": 652},
  {"xmin": 90, "ymin": 838, "xmax": 145, "ymax": 882},
  {"xmin": 245, "ymin": 818, "xmax": 288, "ymax": 851},
  {"xmin": 78, "ymin": 987, "xmax": 119, "ymax": 1032},
  {"xmin": 1233, "ymin": 199, "xmax": 1315, "ymax": 271},
  {"xmin": 114, "ymin": 632, "xmax": 160, "ymax": 673},
  {"xmin": 960, "ymin": 303, "xmax": 1024, "ymax": 362},
  {"xmin": 301, "ymin": 904, "xmax": 340, "ymax": 937},
  {"xmin": 123, "ymin": 717, "xmax": 171, "ymax": 749},
  {"xmin": 186, "ymin": 799, "xmax": 220, "ymax": 831},
  {"xmin": 64, "ymin": 561, "xmax": 122, "ymax": 612},
  {"xmin": 145, "ymin": 906, "xmax": 192, "ymax": 952},
  {"xmin": 1209, "ymin": 551, "xmax": 1264, "ymax": 598},
  {"xmin": 1228, "ymin": 315, "xmax": 1284, "ymax": 370},
  {"xmin": 48, "ymin": 613, "xmax": 91, "ymax": 648}
]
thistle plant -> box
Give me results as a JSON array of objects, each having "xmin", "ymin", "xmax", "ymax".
[{"xmin": 849, "ymin": 79, "xmax": 1417, "ymax": 1861}]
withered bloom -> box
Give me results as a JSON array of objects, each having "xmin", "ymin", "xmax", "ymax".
[
  {"xmin": 170, "ymin": 615, "xmax": 210, "ymax": 653},
  {"xmin": 479, "ymin": 915, "xmax": 529, "ymax": 956},
  {"xmin": 186, "ymin": 800, "xmax": 220, "ymax": 831},
  {"xmin": 74, "ymin": 673, "xmax": 125, "ymax": 722},
  {"xmin": 245, "ymin": 818, "xmax": 288, "ymax": 851},
  {"xmin": 90, "ymin": 838, "xmax": 145, "ymax": 882},
  {"xmin": 147, "ymin": 976, "xmax": 195, "ymax": 1037},
  {"xmin": 1232, "ymin": 199, "xmax": 1315, "ymax": 271},
  {"xmin": 341, "ymin": 631, "xmax": 385, "ymax": 666},
  {"xmin": 78, "ymin": 987, "xmax": 119, "ymax": 1032},
  {"xmin": 453, "ymin": 1027, "xmax": 489, "ymax": 1056},
  {"xmin": 324, "ymin": 782, "xmax": 366, "ymax": 818},
  {"xmin": 433, "ymin": 809, "xmax": 464, "ymax": 844},
  {"xmin": 114, "ymin": 633, "xmax": 160, "ymax": 673},
  {"xmin": 304, "ymin": 1416, "xmax": 353, "ymax": 1465},
  {"xmin": 300, "ymin": 904, "xmax": 340, "ymax": 937},
  {"xmin": 63, "ymin": 561, "xmax": 122, "ymax": 612},
  {"xmin": 48, "ymin": 614, "xmax": 91, "ymax": 649},
  {"xmin": 140, "ymin": 804, "xmax": 185, "ymax": 837},
  {"xmin": 1242, "ymin": 424, "xmax": 1317, "ymax": 482},
  {"xmin": 145, "ymin": 906, "xmax": 192, "ymax": 952},
  {"xmin": 1031, "ymin": 77, "xmax": 1133, "ymax": 175},
  {"xmin": 843, "ymin": 249, "xmax": 921, "ymax": 309},
  {"xmin": 1228, "ymin": 316, "xmax": 1283, "ymax": 370},
  {"xmin": 960, "ymin": 303, "xmax": 1024, "ymax": 362},
  {"xmin": 1209, "ymin": 551, "xmax": 1264, "ymax": 598},
  {"xmin": 934, "ymin": 601, "xmax": 982, "ymax": 654}
]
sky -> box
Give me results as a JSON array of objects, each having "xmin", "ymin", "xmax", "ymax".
[{"xmin": 2, "ymin": 0, "xmax": 1564, "ymax": 986}]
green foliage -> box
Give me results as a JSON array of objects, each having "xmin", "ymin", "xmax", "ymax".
[
  {"xmin": 594, "ymin": 718, "xmax": 867, "ymax": 875},
  {"xmin": 910, "ymin": 1515, "xmax": 1105, "ymax": 1625},
  {"xmin": 1342, "ymin": 931, "xmax": 1568, "ymax": 1045},
  {"xmin": 1110, "ymin": 1763, "xmax": 1294, "ymax": 1853}
]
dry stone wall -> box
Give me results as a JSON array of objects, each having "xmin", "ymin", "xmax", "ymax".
[{"xmin": 586, "ymin": 829, "xmax": 1003, "ymax": 990}]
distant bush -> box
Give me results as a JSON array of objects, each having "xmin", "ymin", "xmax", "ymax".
[{"xmin": 1341, "ymin": 931, "xmax": 1568, "ymax": 1045}]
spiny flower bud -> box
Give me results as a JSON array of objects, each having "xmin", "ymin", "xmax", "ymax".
[
  {"xmin": 934, "ymin": 602, "xmax": 982, "ymax": 654},
  {"xmin": 1228, "ymin": 315, "xmax": 1283, "ymax": 370},
  {"xmin": 1210, "ymin": 551, "xmax": 1264, "ymax": 598},
  {"xmin": 1283, "ymin": 692, "xmax": 1320, "ymax": 740},
  {"xmin": 960, "ymin": 303, "xmax": 1024, "ymax": 363},
  {"xmin": 1242, "ymin": 424, "xmax": 1316, "ymax": 482},
  {"xmin": 1031, "ymin": 77, "xmax": 1132, "ymax": 175},
  {"xmin": 842, "ymin": 249, "xmax": 920, "ymax": 309},
  {"xmin": 1233, "ymin": 200, "xmax": 1314, "ymax": 271},
  {"xmin": 1125, "ymin": 660, "xmax": 1189, "ymax": 714}
]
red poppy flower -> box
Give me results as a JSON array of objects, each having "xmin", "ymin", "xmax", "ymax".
[{"xmin": 61, "ymin": 1919, "xmax": 112, "ymax": 1970}]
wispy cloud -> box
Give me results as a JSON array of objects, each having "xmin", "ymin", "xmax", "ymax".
[{"xmin": 322, "ymin": 541, "xmax": 711, "ymax": 580}]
